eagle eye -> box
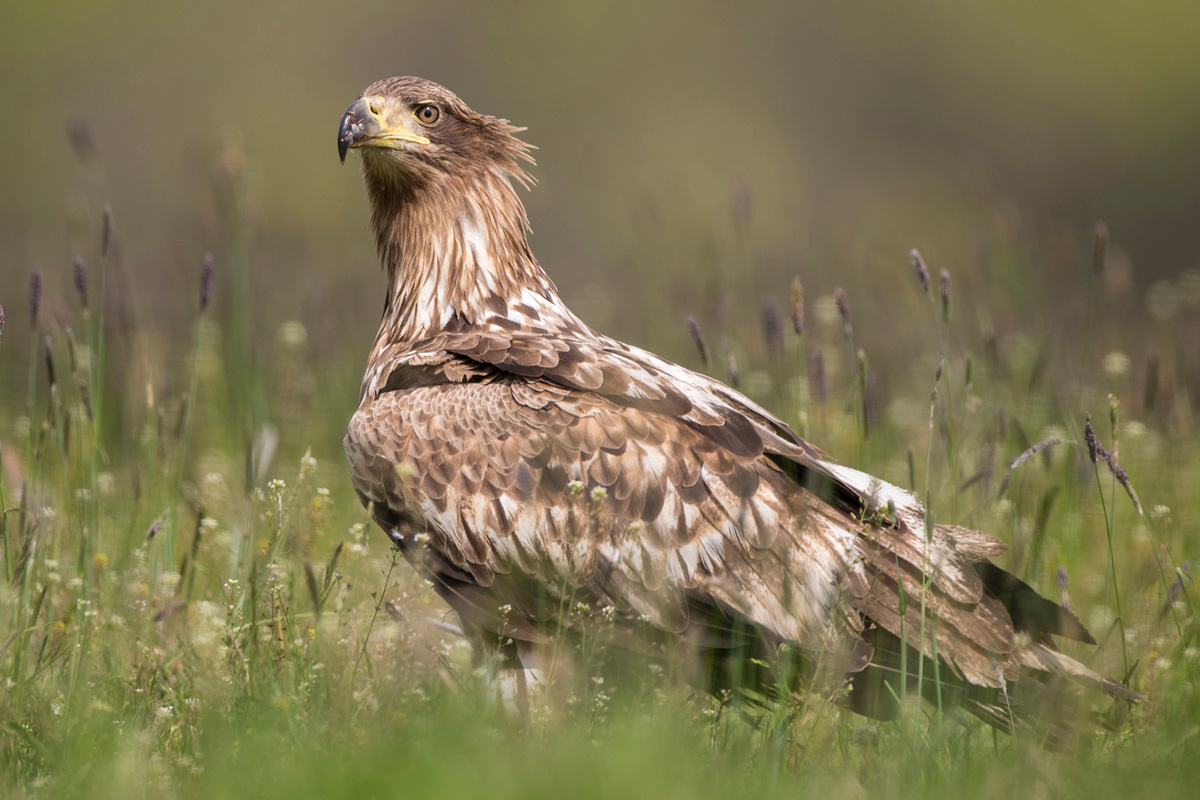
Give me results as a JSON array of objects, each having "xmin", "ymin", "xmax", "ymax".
[{"xmin": 414, "ymin": 104, "xmax": 441, "ymax": 126}]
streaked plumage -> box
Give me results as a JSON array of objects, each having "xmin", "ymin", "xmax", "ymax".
[{"xmin": 339, "ymin": 77, "xmax": 1137, "ymax": 734}]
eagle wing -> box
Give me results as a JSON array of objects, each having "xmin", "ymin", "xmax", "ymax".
[{"xmin": 346, "ymin": 325, "xmax": 1128, "ymax": 706}]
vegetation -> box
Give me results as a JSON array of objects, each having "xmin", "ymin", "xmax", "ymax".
[
  {"xmin": 4, "ymin": 2, "xmax": 1200, "ymax": 789},
  {"xmin": 0, "ymin": 129, "xmax": 1197, "ymax": 799}
]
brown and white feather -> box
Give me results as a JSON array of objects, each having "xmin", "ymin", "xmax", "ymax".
[{"xmin": 342, "ymin": 77, "xmax": 1139, "ymax": 730}]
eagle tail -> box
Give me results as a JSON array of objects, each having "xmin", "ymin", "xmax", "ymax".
[{"xmin": 845, "ymin": 621, "xmax": 1137, "ymax": 748}]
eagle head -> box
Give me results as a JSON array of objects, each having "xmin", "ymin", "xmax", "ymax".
[{"xmin": 338, "ymin": 76, "xmax": 533, "ymax": 189}]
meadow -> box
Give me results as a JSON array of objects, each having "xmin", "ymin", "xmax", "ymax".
[{"xmin": 1, "ymin": 115, "xmax": 1198, "ymax": 800}]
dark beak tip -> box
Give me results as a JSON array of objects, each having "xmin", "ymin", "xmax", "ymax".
[{"xmin": 337, "ymin": 108, "xmax": 353, "ymax": 164}]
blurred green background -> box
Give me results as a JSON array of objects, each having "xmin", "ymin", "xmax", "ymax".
[
  {"xmin": 3, "ymin": 0, "xmax": 1199, "ymax": 370},
  {"xmin": 3, "ymin": 5, "xmax": 1200, "ymax": 796}
]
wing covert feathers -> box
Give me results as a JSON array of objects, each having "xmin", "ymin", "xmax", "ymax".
[{"xmin": 346, "ymin": 321, "xmax": 1139, "ymax": 733}]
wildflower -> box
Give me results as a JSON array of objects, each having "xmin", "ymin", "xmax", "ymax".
[
  {"xmin": 278, "ymin": 320, "xmax": 308, "ymax": 347},
  {"xmin": 1102, "ymin": 351, "xmax": 1131, "ymax": 378}
]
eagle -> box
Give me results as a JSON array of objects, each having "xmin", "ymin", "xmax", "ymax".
[{"xmin": 338, "ymin": 76, "xmax": 1137, "ymax": 735}]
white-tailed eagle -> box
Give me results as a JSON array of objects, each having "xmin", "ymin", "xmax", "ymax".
[{"xmin": 338, "ymin": 77, "xmax": 1138, "ymax": 736}]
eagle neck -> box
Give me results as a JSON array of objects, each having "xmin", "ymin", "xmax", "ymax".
[{"xmin": 367, "ymin": 167, "xmax": 563, "ymax": 345}]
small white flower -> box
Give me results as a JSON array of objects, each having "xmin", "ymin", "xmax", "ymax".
[{"xmin": 1102, "ymin": 351, "xmax": 1131, "ymax": 379}]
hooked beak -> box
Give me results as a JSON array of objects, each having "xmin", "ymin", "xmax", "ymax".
[{"xmin": 338, "ymin": 97, "xmax": 431, "ymax": 163}]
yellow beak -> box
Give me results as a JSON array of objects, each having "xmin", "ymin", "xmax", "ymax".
[{"xmin": 338, "ymin": 97, "xmax": 430, "ymax": 163}]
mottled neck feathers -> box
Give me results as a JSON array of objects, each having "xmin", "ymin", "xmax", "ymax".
[{"xmin": 366, "ymin": 164, "xmax": 563, "ymax": 345}]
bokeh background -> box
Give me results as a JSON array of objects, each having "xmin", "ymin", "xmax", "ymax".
[
  {"xmin": 3, "ymin": 5, "xmax": 1200, "ymax": 794},
  {"xmin": 2, "ymin": 0, "xmax": 1200, "ymax": 454},
  {"xmin": 4, "ymin": 0, "xmax": 1195, "ymax": 347}
]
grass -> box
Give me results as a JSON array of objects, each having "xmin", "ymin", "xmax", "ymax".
[{"xmin": 1, "ymin": 150, "xmax": 1198, "ymax": 800}]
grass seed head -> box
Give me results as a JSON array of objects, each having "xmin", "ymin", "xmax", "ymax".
[
  {"xmin": 811, "ymin": 348, "xmax": 827, "ymax": 404},
  {"xmin": 789, "ymin": 276, "xmax": 805, "ymax": 335},
  {"xmin": 722, "ymin": 338, "xmax": 740, "ymax": 388},
  {"xmin": 1093, "ymin": 221, "xmax": 1109, "ymax": 275},
  {"xmin": 200, "ymin": 253, "xmax": 215, "ymax": 312},
  {"xmin": 939, "ymin": 268, "xmax": 952, "ymax": 322},
  {"xmin": 44, "ymin": 336, "xmax": 57, "ymax": 389},
  {"xmin": 910, "ymin": 248, "xmax": 930, "ymax": 292},
  {"xmin": 29, "ymin": 269, "xmax": 43, "ymax": 329},
  {"xmin": 73, "ymin": 256, "xmax": 89, "ymax": 309},
  {"xmin": 834, "ymin": 287, "xmax": 850, "ymax": 324},
  {"xmin": 67, "ymin": 116, "xmax": 97, "ymax": 160},
  {"xmin": 762, "ymin": 298, "xmax": 783, "ymax": 359},
  {"xmin": 686, "ymin": 316, "xmax": 710, "ymax": 368},
  {"xmin": 729, "ymin": 176, "xmax": 752, "ymax": 232},
  {"xmin": 101, "ymin": 205, "xmax": 113, "ymax": 259},
  {"xmin": 1084, "ymin": 414, "xmax": 1108, "ymax": 464}
]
